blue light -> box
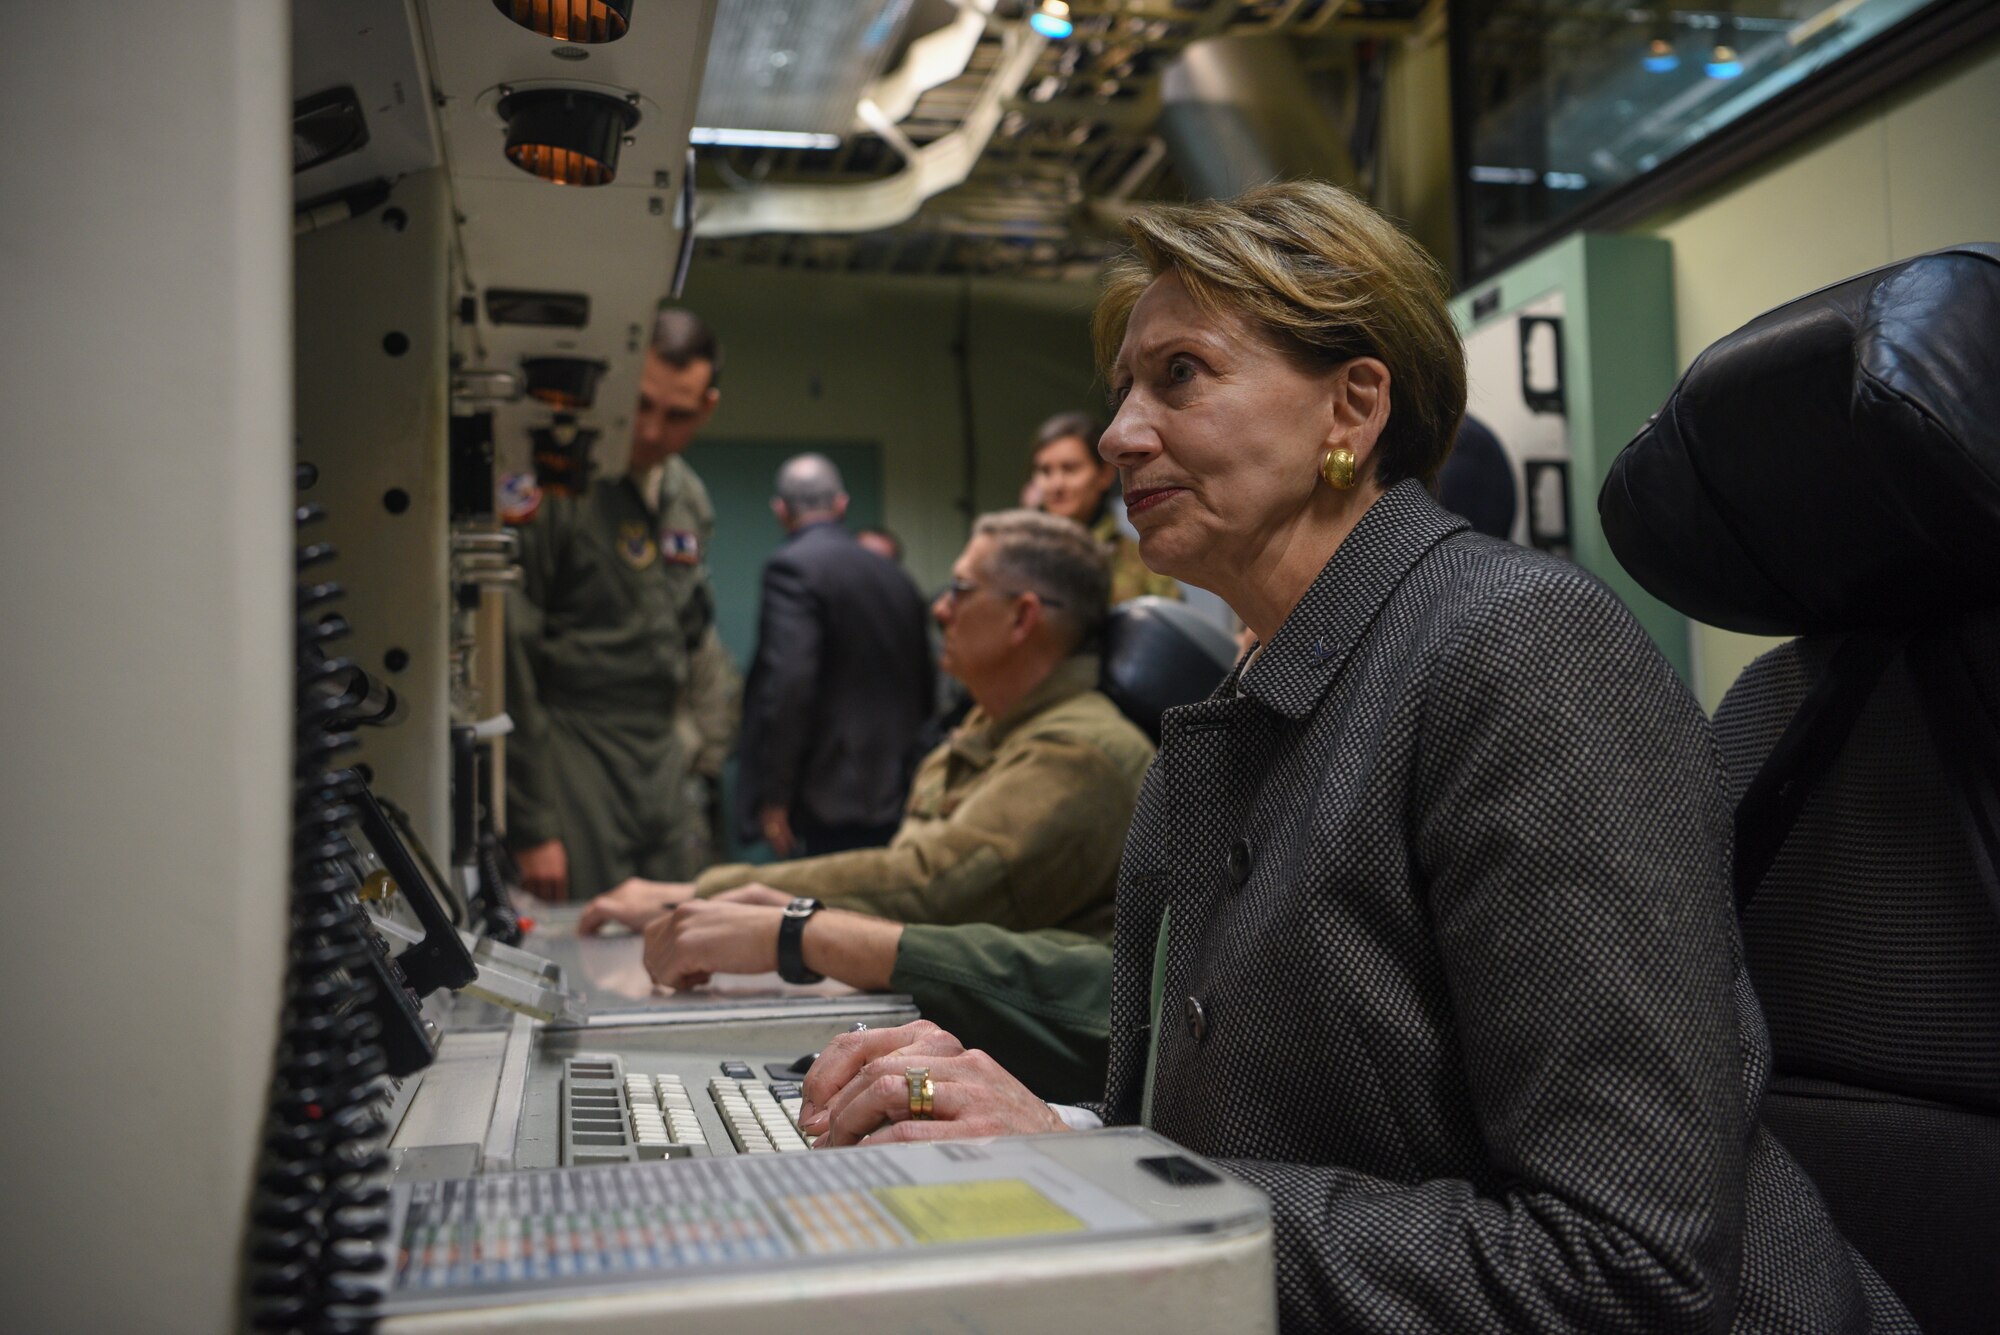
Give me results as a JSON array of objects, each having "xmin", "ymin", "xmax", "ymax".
[
  {"xmin": 1029, "ymin": 11, "xmax": 1072, "ymax": 38},
  {"xmin": 1705, "ymin": 57, "xmax": 1743, "ymax": 78},
  {"xmin": 1642, "ymin": 52, "xmax": 1680, "ymax": 72}
]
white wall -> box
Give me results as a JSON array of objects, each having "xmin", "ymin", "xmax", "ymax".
[{"xmin": 0, "ymin": 4, "xmax": 292, "ymax": 1329}]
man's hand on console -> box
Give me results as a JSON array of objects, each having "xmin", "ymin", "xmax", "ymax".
[
  {"xmin": 515, "ymin": 839, "xmax": 570, "ymax": 902},
  {"xmin": 641, "ymin": 900, "xmax": 785, "ymax": 990},
  {"xmin": 796, "ymin": 1020, "xmax": 1067, "ymax": 1148},
  {"xmin": 576, "ymin": 878, "xmax": 695, "ymax": 935}
]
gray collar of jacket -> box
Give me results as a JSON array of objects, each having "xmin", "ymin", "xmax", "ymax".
[{"xmin": 1232, "ymin": 479, "xmax": 1468, "ymax": 721}]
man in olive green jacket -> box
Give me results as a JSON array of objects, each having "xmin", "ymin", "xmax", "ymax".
[
  {"xmin": 581, "ymin": 510, "xmax": 1154, "ymax": 938},
  {"xmin": 505, "ymin": 310, "xmax": 732, "ymax": 902}
]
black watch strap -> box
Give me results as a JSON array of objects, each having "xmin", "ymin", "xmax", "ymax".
[{"xmin": 777, "ymin": 897, "xmax": 825, "ymax": 984}]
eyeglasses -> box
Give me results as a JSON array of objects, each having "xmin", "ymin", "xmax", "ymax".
[{"xmin": 942, "ymin": 577, "xmax": 1065, "ymax": 610}]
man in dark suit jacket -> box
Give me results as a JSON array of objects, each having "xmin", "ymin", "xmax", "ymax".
[{"xmin": 736, "ymin": 454, "xmax": 934, "ymax": 858}]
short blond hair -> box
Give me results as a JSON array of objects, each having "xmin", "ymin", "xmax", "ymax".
[{"xmin": 1093, "ymin": 181, "xmax": 1465, "ymax": 487}]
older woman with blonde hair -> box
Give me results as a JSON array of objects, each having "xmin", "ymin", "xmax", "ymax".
[{"xmin": 796, "ymin": 183, "xmax": 1911, "ymax": 1334}]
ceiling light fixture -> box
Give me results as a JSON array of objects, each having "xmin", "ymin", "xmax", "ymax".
[
  {"xmin": 1641, "ymin": 2, "xmax": 1680, "ymax": 72},
  {"xmin": 491, "ymin": 0, "xmax": 632, "ymax": 44},
  {"xmin": 500, "ymin": 88, "xmax": 638, "ymax": 185},
  {"xmin": 521, "ymin": 356, "xmax": 609, "ymax": 408},
  {"xmin": 531, "ymin": 417, "xmax": 599, "ymax": 496},
  {"xmin": 688, "ymin": 127, "xmax": 842, "ymax": 150},
  {"xmin": 1029, "ymin": 1, "xmax": 1073, "ymax": 40},
  {"xmin": 1706, "ymin": 36, "xmax": 1744, "ymax": 77}
]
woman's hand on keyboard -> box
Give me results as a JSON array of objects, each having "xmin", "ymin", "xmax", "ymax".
[{"xmin": 797, "ymin": 1020, "xmax": 1066, "ymax": 1147}]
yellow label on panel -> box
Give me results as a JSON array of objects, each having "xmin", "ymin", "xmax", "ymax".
[{"xmin": 872, "ymin": 1180, "xmax": 1085, "ymax": 1245}]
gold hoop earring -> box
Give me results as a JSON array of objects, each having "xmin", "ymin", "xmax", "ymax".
[{"xmin": 1320, "ymin": 447, "xmax": 1357, "ymax": 491}]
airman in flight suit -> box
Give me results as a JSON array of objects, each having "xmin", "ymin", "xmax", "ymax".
[{"xmin": 504, "ymin": 310, "xmax": 734, "ymax": 901}]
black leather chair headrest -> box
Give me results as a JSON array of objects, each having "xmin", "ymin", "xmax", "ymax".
[
  {"xmin": 1100, "ymin": 596, "xmax": 1239, "ymax": 742},
  {"xmin": 1599, "ymin": 244, "xmax": 2000, "ymax": 636}
]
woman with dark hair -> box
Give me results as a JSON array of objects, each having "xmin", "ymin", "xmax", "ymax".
[
  {"xmin": 796, "ymin": 182, "xmax": 1912, "ymax": 1335},
  {"xmin": 1029, "ymin": 409, "xmax": 1180, "ymax": 605}
]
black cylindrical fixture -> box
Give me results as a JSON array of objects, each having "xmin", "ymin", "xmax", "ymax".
[
  {"xmin": 492, "ymin": 0, "xmax": 632, "ymax": 43},
  {"xmin": 521, "ymin": 356, "xmax": 608, "ymax": 408},
  {"xmin": 532, "ymin": 420, "xmax": 599, "ymax": 496},
  {"xmin": 500, "ymin": 88, "xmax": 638, "ymax": 186}
]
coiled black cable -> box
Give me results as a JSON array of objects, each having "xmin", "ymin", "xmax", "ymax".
[
  {"xmin": 245, "ymin": 496, "xmax": 395, "ymax": 1333},
  {"xmin": 476, "ymin": 827, "xmax": 524, "ymax": 946}
]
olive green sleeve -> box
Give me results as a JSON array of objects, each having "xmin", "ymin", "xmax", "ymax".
[
  {"xmin": 890, "ymin": 925, "xmax": 1111, "ymax": 1105},
  {"xmin": 676, "ymin": 626, "xmax": 741, "ymax": 780},
  {"xmin": 693, "ymin": 735, "xmax": 1134, "ymax": 930},
  {"xmin": 503, "ymin": 505, "xmax": 567, "ymax": 847}
]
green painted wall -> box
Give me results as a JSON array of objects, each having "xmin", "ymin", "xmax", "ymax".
[
  {"xmin": 681, "ymin": 265, "xmax": 1103, "ymax": 602},
  {"xmin": 1450, "ymin": 233, "xmax": 1687, "ymax": 680}
]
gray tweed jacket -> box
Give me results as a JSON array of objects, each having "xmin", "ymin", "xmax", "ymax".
[{"xmin": 1098, "ymin": 481, "xmax": 1912, "ymax": 1334}]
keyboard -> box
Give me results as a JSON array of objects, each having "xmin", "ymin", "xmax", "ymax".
[
  {"xmin": 376, "ymin": 1128, "xmax": 1274, "ymax": 1323},
  {"xmin": 561, "ymin": 1053, "xmax": 811, "ymax": 1165}
]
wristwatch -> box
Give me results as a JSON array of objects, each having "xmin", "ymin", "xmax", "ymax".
[{"xmin": 777, "ymin": 897, "xmax": 825, "ymax": 984}]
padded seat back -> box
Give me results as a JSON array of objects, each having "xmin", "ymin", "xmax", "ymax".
[
  {"xmin": 1603, "ymin": 245, "xmax": 2000, "ymax": 1335},
  {"xmin": 1100, "ymin": 596, "xmax": 1239, "ymax": 743},
  {"xmin": 1714, "ymin": 624, "xmax": 2000, "ymax": 1334}
]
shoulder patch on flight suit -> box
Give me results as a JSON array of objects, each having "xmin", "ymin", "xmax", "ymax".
[
  {"xmin": 660, "ymin": 529, "xmax": 701, "ymax": 565},
  {"xmin": 618, "ymin": 521, "xmax": 658, "ymax": 569},
  {"xmin": 498, "ymin": 471, "xmax": 542, "ymax": 525}
]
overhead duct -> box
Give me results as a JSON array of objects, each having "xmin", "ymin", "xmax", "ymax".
[
  {"xmin": 697, "ymin": 20, "xmax": 1044, "ymax": 239},
  {"xmin": 861, "ymin": 0, "xmax": 992, "ymax": 125},
  {"xmin": 1156, "ymin": 34, "xmax": 1353, "ymax": 202},
  {"xmin": 697, "ymin": 0, "xmax": 918, "ymax": 140}
]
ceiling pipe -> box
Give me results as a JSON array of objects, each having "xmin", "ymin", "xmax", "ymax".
[
  {"xmin": 861, "ymin": 0, "xmax": 996, "ymax": 126},
  {"xmin": 1155, "ymin": 33, "xmax": 1354, "ymax": 201},
  {"xmin": 697, "ymin": 23, "xmax": 1046, "ymax": 238}
]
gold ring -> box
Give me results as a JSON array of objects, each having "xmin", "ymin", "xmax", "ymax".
[{"xmin": 905, "ymin": 1066, "xmax": 934, "ymax": 1120}]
